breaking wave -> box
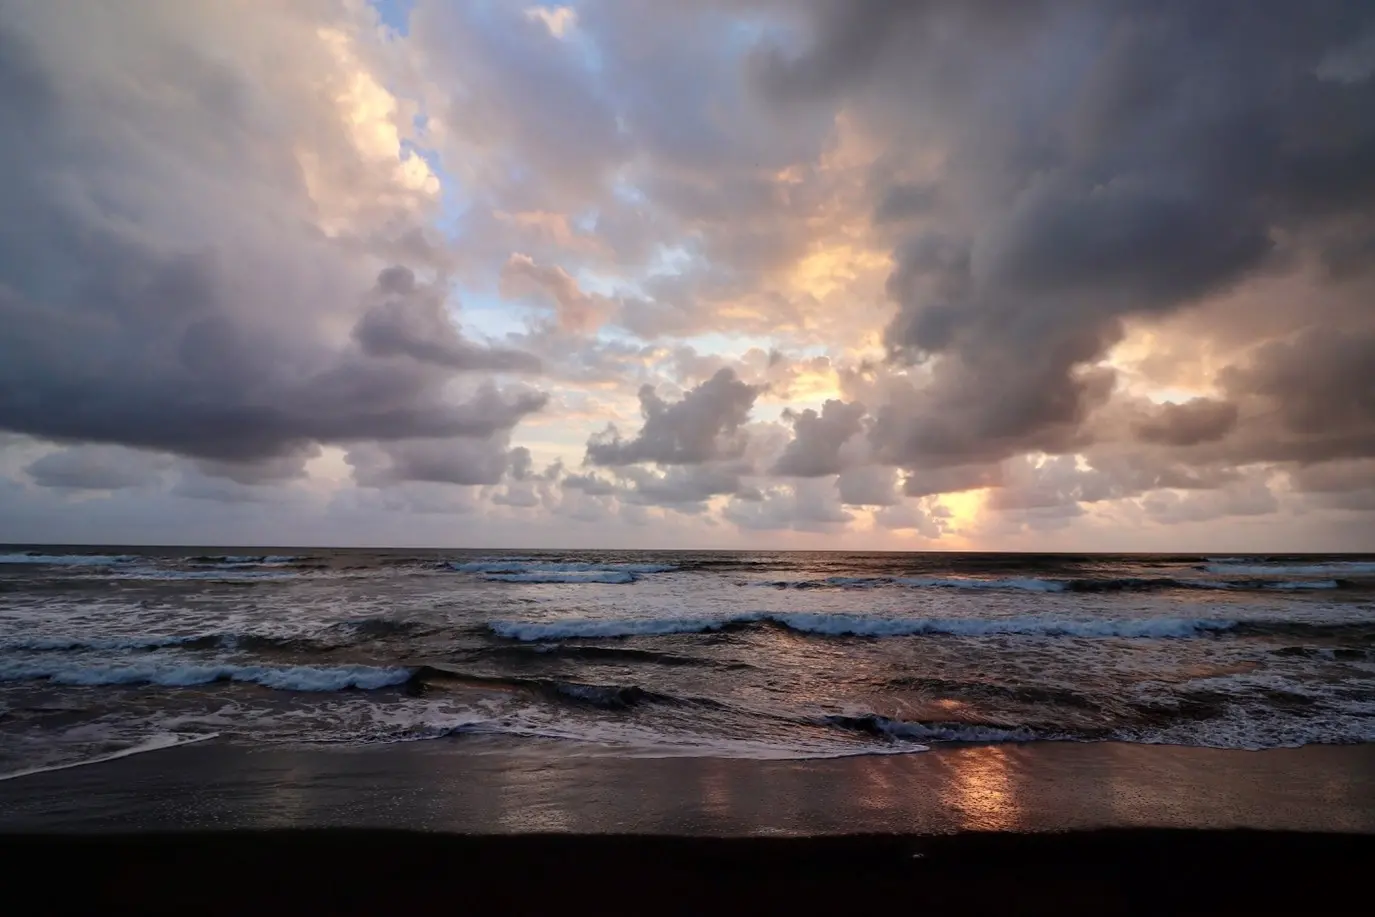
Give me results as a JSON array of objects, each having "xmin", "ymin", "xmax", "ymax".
[
  {"xmin": 450, "ymin": 559, "xmax": 676, "ymax": 584},
  {"xmin": 488, "ymin": 612, "xmax": 1246, "ymax": 641},
  {"xmin": 820, "ymin": 713, "xmax": 1044, "ymax": 744}
]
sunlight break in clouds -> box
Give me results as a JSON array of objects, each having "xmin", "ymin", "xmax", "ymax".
[
  {"xmin": 524, "ymin": 5, "xmax": 578, "ymax": 39},
  {"xmin": 1, "ymin": 0, "xmax": 1373, "ymax": 550}
]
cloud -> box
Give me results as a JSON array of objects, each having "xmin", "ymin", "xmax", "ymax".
[
  {"xmin": 347, "ymin": 432, "xmax": 516, "ymax": 488},
  {"xmin": 562, "ymin": 472, "xmax": 619, "ymax": 496},
  {"xmin": 1219, "ymin": 327, "xmax": 1375, "ymax": 463},
  {"xmin": 1134, "ymin": 398, "xmax": 1239, "ymax": 447},
  {"xmin": 500, "ymin": 254, "xmax": 615, "ymax": 334},
  {"xmin": 0, "ymin": 2, "xmax": 545, "ymax": 473},
  {"xmin": 25, "ymin": 445, "xmax": 169, "ymax": 491},
  {"xmin": 772, "ymin": 399, "xmax": 866, "ymax": 476},
  {"xmin": 586, "ymin": 369, "xmax": 762, "ymax": 466},
  {"xmin": 619, "ymin": 461, "xmax": 753, "ymax": 511},
  {"xmin": 874, "ymin": 500, "xmax": 941, "ymax": 537},
  {"xmin": 836, "ymin": 464, "xmax": 900, "ymax": 507},
  {"xmin": 1140, "ymin": 475, "xmax": 1280, "ymax": 525},
  {"xmin": 754, "ymin": 0, "xmax": 1375, "ymax": 471},
  {"xmin": 2, "ymin": 0, "xmax": 1373, "ymax": 549},
  {"xmin": 723, "ymin": 478, "xmax": 853, "ymax": 533},
  {"xmin": 354, "ymin": 266, "xmax": 542, "ymax": 372}
]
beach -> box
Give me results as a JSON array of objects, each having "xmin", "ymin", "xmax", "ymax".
[
  {"xmin": 6, "ymin": 739, "xmax": 1375, "ymax": 835},
  {"xmin": 4, "ymin": 549, "xmax": 1374, "ymax": 911},
  {"xmin": 3, "ymin": 739, "xmax": 1374, "ymax": 914}
]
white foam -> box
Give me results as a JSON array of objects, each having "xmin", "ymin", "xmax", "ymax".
[
  {"xmin": 0, "ymin": 733, "xmax": 218, "ymax": 783},
  {"xmin": 0, "ymin": 553, "xmax": 137, "ymax": 566},
  {"xmin": 488, "ymin": 613, "xmax": 1240, "ymax": 641},
  {"xmin": 482, "ymin": 571, "xmax": 638, "ymax": 585},
  {"xmin": 0, "ymin": 659, "xmax": 413, "ymax": 691},
  {"xmin": 1205, "ymin": 561, "xmax": 1375, "ymax": 576}
]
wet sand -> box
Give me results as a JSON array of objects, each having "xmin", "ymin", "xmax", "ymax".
[
  {"xmin": 4, "ymin": 738, "xmax": 1374, "ymax": 834},
  {"xmin": 3, "ymin": 740, "xmax": 1374, "ymax": 913}
]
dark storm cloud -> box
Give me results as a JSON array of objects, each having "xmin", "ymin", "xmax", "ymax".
[
  {"xmin": 1219, "ymin": 328, "xmax": 1375, "ymax": 462},
  {"xmin": 586, "ymin": 369, "xmax": 762, "ymax": 466},
  {"xmin": 0, "ymin": 4, "xmax": 547, "ymax": 475},
  {"xmin": 836, "ymin": 464, "xmax": 900, "ymax": 506},
  {"xmin": 354, "ymin": 267, "xmax": 542, "ymax": 372},
  {"xmin": 901, "ymin": 464, "xmax": 1003, "ymax": 499},
  {"xmin": 25, "ymin": 445, "xmax": 169, "ymax": 491},
  {"xmin": 562, "ymin": 472, "xmax": 619, "ymax": 496},
  {"xmin": 347, "ymin": 427, "xmax": 520, "ymax": 488},
  {"xmin": 1134, "ymin": 398, "xmax": 1239, "ymax": 448},
  {"xmin": 772, "ymin": 399, "xmax": 866, "ymax": 477},
  {"xmin": 754, "ymin": 0, "xmax": 1375, "ymax": 470}
]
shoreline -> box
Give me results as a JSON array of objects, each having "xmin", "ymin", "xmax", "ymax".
[
  {"xmin": 4, "ymin": 737, "xmax": 1374, "ymax": 835},
  {"xmin": 6, "ymin": 739, "xmax": 1373, "ymax": 912}
]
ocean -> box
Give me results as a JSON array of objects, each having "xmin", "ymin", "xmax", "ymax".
[{"xmin": 2, "ymin": 547, "xmax": 1373, "ymax": 780}]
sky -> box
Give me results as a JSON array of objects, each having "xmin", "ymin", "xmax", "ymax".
[{"xmin": 1, "ymin": 0, "xmax": 1374, "ymax": 550}]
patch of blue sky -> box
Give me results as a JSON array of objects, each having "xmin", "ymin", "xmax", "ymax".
[
  {"xmin": 453, "ymin": 285, "xmax": 531, "ymax": 341},
  {"xmin": 649, "ymin": 243, "xmax": 696, "ymax": 276},
  {"xmin": 370, "ymin": 0, "xmax": 414, "ymax": 36},
  {"xmin": 611, "ymin": 177, "xmax": 648, "ymax": 206}
]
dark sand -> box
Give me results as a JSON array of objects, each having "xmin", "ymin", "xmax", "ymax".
[
  {"xmin": 4, "ymin": 828, "xmax": 1373, "ymax": 915},
  {"xmin": 4, "ymin": 740, "xmax": 1374, "ymax": 913}
]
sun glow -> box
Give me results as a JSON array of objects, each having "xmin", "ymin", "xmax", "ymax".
[{"xmin": 935, "ymin": 488, "xmax": 989, "ymax": 530}]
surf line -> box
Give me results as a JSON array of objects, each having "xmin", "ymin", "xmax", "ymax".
[{"xmin": 0, "ymin": 733, "xmax": 219, "ymax": 783}]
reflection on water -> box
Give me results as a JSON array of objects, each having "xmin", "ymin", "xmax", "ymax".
[
  {"xmin": 940, "ymin": 745, "xmax": 1019, "ymax": 830},
  {"xmin": 494, "ymin": 758, "xmax": 574, "ymax": 832}
]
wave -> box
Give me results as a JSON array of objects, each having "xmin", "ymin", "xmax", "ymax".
[
  {"xmin": 185, "ymin": 555, "xmax": 301, "ymax": 566},
  {"xmin": 110, "ymin": 568, "xmax": 298, "ymax": 582},
  {"xmin": 451, "ymin": 560, "xmax": 675, "ymax": 578},
  {"xmin": 0, "ymin": 553, "xmax": 137, "ymax": 566},
  {"xmin": 488, "ymin": 612, "xmax": 1245, "ymax": 641},
  {"xmin": 761, "ymin": 575, "xmax": 1066, "ymax": 592},
  {"xmin": 0, "ymin": 617, "xmax": 426, "ymax": 657},
  {"xmin": 471, "ymin": 643, "xmax": 715, "ymax": 667},
  {"xmin": 1205, "ymin": 561, "xmax": 1375, "ymax": 576},
  {"xmin": 820, "ymin": 713, "xmax": 1044, "ymax": 744},
  {"xmin": 481, "ymin": 571, "xmax": 640, "ymax": 585},
  {"xmin": 760, "ymin": 574, "xmax": 1349, "ymax": 593},
  {"xmin": 414, "ymin": 666, "xmax": 704, "ymax": 710},
  {"xmin": 0, "ymin": 659, "xmax": 413, "ymax": 691},
  {"xmin": 0, "ymin": 733, "xmax": 218, "ymax": 783},
  {"xmin": 0, "ymin": 634, "xmax": 211, "ymax": 652}
]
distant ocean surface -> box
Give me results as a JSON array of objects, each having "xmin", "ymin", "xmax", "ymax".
[{"xmin": 2, "ymin": 547, "xmax": 1373, "ymax": 778}]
